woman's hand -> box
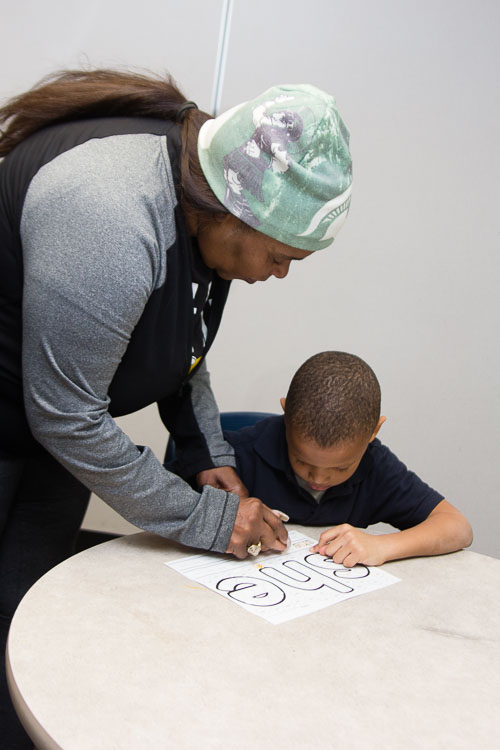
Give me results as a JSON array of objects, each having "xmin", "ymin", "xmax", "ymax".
[
  {"xmin": 226, "ymin": 496, "xmax": 289, "ymax": 559},
  {"xmin": 197, "ymin": 466, "xmax": 289, "ymax": 558},
  {"xmin": 311, "ymin": 524, "xmax": 387, "ymax": 567},
  {"xmin": 196, "ymin": 466, "xmax": 249, "ymax": 499}
]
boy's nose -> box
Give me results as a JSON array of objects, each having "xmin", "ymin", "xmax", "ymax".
[{"xmin": 308, "ymin": 469, "xmax": 329, "ymax": 485}]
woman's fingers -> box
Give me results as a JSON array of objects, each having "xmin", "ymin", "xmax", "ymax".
[
  {"xmin": 261, "ymin": 505, "xmax": 289, "ymax": 545},
  {"xmin": 226, "ymin": 496, "xmax": 288, "ymax": 558},
  {"xmin": 196, "ymin": 466, "xmax": 249, "ymax": 498}
]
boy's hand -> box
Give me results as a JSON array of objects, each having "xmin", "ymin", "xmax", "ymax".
[
  {"xmin": 311, "ymin": 525, "xmax": 387, "ymax": 567},
  {"xmin": 196, "ymin": 466, "xmax": 249, "ymax": 499}
]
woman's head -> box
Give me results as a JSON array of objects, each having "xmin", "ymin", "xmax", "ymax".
[
  {"xmin": 0, "ymin": 70, "xmax": 352, "ymax": 272},
  {"xmin": 197, "ymin": 84, "xmax": 353, "ymax": 253}
]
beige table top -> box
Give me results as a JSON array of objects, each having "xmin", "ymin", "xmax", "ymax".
[{"xmin": 6, "ymin": 527, "xmax": 500, "ymax": 750}]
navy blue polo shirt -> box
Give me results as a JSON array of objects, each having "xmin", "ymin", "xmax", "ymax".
[{"xmin": 224, "ymin": 416, "xmax": 444, "ymax": 529}]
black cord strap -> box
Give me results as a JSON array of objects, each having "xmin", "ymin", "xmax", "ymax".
[{"xmin": 176, "ymin": 101, "xmax": 199, "ymax": 123}]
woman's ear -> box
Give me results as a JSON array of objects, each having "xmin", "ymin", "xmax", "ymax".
[
  {"xmin": 280, "ymin": 397, "xmax": 286, "ymax": 412},
  {"xmin": 189, "ymin": 209, "xmax": 231, "ymax": 237}
]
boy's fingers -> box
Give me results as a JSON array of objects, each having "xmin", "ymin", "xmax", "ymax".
[
  {"xmin": 316, "ymin": 533, "xmax": 340, "ymax": 555},
  {"xmin": 321, "ymin": 534, "xmax": 352, "ymax": 560},
  {"xmin": 317, "ymin": 524, "xmax": 355, "ymax": 554},
  {"xmin": 317, "ymin": 527, "xmax": 340, "ymax": 546},
  {"xmin": 325, "ymin": 538, "xmax": 343, "ymax": 556},
  {"xmin": 342, "ymin": 552, "xmax": 358, "ymax": 568}
]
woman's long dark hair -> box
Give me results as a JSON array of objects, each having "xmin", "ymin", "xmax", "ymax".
[{"xmin": 0, "ymin": 68, "xmax": 227, "ymax": 217}]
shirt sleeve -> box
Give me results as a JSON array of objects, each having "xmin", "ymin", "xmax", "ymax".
[
  {"xmin": 367, "ymin": 442, "xmax": 445, "ymax": 530},
  {"xmin": 20, "ymin": 135, "xmax": 238, "ymax": 552}
]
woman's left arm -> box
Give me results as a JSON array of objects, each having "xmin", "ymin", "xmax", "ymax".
[{"xmin": 158, "ymin": 359, "xmax": 240, "ymax": 479}]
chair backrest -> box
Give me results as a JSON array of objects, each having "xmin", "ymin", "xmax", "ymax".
[
  {"xmin": 164, "ymin": 411, "xmax": 275, "ymax": 464},
  {"xmin": 219, "ymin": 411, "xmax": 276, "ymax": 432}
]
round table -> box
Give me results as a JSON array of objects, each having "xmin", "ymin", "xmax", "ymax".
[{"xmin": 7, "ymin": 528, "xmax": 500, "ymax": 749}]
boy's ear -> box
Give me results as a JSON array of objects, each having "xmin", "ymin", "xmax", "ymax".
[
  {"xmin": 369, "ymin": 416, "xmax": 386, "ymax": 442},
  {"xmin": 280, "ymin": 397, "xmax": 286, "ymax": 412}
]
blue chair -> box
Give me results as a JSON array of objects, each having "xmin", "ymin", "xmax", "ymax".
[{"xmin": 164, "ymin": 411, "xmax": 275, "ymax": 463}]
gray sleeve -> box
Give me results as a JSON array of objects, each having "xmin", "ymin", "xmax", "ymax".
[
  {"xmin": 20, "ymin": 134, "xmax": 238, "ymax": 552},
  {"xmin": 185, "ymin": 359, "xmax": 237, "ymax": 467}
]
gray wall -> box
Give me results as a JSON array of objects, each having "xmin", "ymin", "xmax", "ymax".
[{"xmin": 2, "ymin": 1, "xmax": 499, "ymax": 557}]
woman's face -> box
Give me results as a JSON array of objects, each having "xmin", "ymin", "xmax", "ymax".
[{"xmin": 197, "ymin": 214, "xmax": 312, "ymax": 284}]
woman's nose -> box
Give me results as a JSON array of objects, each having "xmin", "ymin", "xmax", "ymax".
[{"xmin": 272, "ymin": 259, "xmax": 291, "ymax": 279}]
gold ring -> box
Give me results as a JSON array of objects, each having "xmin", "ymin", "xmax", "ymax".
[{"xmin": 247, "ymin": 541, "xmax": 262, "ymax": 557}]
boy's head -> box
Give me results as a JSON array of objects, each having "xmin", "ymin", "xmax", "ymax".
[{"xmin": 281, "ymin": 351, "xmax": 385, "ymax": 492}]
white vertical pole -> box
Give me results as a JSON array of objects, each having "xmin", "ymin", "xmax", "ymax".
[{"xmin": 210, "ymin": 0, "xmax": 234, "ymax": 117}]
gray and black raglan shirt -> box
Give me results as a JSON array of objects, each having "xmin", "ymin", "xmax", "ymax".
[{"xmin": 0, "ymin": 117, "xmax": 238, "ymax": 552}]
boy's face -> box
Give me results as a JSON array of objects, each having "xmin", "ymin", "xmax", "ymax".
[{"xmin": 285, "ymin": 426, "xmax": 371, "ymax": 491}]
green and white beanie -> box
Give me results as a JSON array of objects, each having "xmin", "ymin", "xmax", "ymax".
[{"xmin": 198, "ymin": 84, "xmax": 352, "ymax": 252}]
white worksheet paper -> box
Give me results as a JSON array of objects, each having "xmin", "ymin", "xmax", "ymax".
[{"xmin": 166, "ymin": 530, "xmax": 400, "ymax": 625}]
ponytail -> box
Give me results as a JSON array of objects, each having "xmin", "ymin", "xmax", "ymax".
[{"xmin": 0, "ymin": 68, "xmax": 227, "ymax": 217}]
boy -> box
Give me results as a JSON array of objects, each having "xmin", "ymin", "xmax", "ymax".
[{"xmin": 223, "ymin": 351, "xmax": 472, "ymax": 566}]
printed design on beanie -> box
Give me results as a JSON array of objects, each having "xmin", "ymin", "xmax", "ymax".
[
  {"xmin": 222, "ymin": 94, "xmax": 305, "ymax": 228},
  {"xmin": 298, "ymin": 183, "xmax": 352, "ymax": 243},
  {"xmin": 198, "ymin": 83, "xmax": 353, "ymax": 251}
]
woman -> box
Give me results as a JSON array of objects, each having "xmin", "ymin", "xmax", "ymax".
[{"xmin": 0, "ymin": 69, "xmax": 352, "ymax": 747}]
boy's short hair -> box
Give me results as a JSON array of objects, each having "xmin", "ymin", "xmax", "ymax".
[{"xmin": 284, "ymin": 351, "xmax": 381, "ymax": 447}]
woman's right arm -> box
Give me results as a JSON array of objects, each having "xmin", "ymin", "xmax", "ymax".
[{"xmin": 20, "ymin": 133, "xmax": 239, "ymax": 552}]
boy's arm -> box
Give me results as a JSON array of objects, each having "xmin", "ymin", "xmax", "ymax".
[{"xmin": 311, "ymin": 500, "xmax": 473, "ymax": 566}]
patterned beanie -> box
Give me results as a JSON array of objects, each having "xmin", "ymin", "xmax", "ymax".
[{"xmin": 198, "ymin": 84, "xmax": 352, "ymax": 252}]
